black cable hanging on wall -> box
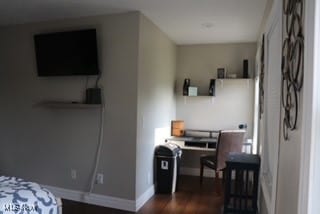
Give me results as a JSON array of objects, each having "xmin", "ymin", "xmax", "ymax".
[{"xmin": 281, "ymin": 0, "xmax": 304, "ymax": 140}]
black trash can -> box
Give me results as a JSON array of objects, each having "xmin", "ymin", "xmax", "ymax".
[{"xmin": 155, "ymin": 143, "xmax": 182, "ymax": 194}]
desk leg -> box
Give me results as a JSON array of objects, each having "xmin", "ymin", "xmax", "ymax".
[
  {"xmin": 215, "ymin": 171, "xmax": 222, "ymax": 195},
  {"xmin": 200, "ymin": 164, "xmax": 204, "ymax": 184},
  {"xmin": 224, "ymin": 168, "xmax": 232, "ymax": 213},
  {"xmin": 253, "ymin": 170, "xmax": 259, "ymax": 213}
]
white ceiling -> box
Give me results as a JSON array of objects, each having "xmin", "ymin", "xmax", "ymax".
[{"xmin": 0, "ymin": 0, "xmax": 267, "ymax": 44}]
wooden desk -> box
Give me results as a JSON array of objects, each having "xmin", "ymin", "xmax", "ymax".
[
  {"xmin": 165, "ymin": 136, "xmax": 217, "ymax": 151},
  {"xmin": 184, "ymin": 129, "xmax": 220, "ymax": 138},
  {"xmin": 165, "ymin": 136, "xmax": 253, "ymax": 153}
]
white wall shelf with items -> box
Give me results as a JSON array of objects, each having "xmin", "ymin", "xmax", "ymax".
[
  {"xmin": 217, "ymin": 78, "xmax": 252, "ymax": 88},
  {"xmin": 181, "ymin": 78, "xmax": 252, "ymax": 97},
  {"xmin": 182, "ymin": 78, "xmax": 216, "ymax": 97},
  {"xmin": 37, "ymin": 101, "xmax": 103, "ymax": 109}
]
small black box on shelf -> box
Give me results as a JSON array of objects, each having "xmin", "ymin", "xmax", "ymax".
[
  {"xmin": 243, "ymin": 59, "xmax": 249, "ymax": 78},
  {"xmin": 209, "ymin": 79, "xmax": 215, "ymax": 96},
  {"xmin": 217, "ymin": 68, "xmax": 226, "ymax": 79},
  {"xmin": 85, "ymin": 88, "xmax": 101, "ymax": 104}
]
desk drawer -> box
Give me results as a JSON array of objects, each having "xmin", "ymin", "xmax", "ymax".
[
  {"xmin": 185, "ymin": 141, "xmax": 207, "ymax": 148},
  {"xmin": 184, "ymin": 141, "xmax": 217, "ymax": 149},
  {"xmin": 208, "ymin": 142, "xmax": 217, "ymax": 149}
]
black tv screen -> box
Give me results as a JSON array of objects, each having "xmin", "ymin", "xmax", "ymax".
[{"xmin": 34, "ymin": 29, "xmax": 99, "ymax": 76}]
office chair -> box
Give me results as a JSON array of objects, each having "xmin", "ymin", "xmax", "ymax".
[{"xmin": 200, "ymin": 130, "xmax": 245, "ymax": 186}]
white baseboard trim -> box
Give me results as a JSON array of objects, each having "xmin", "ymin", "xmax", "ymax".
[
  {"xmin": 43, "ymin": 184, "xmax": 154, "ymax": 212},
  {"xmin": 135, "ymin": 185, "xmax": 155, "ymax": 211}
]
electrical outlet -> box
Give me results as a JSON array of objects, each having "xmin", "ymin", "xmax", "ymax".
[
  {"xmin": 71, "ymin": 169, "xmax": 77, "ymax": 180},
  {"xmin": 96, "ymin": 173, "xmax": 104, "ymax": 184}
]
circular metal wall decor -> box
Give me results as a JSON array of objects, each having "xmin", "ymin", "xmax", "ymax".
[
  {"xmin": 281, "ymin": 0, "xmax": 304, "ymax": 140},
  {"xmin": 259, "ymin": 35, "xmax": 265, "ymax": 119}
]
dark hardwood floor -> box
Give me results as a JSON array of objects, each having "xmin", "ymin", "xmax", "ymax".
[{"xmin": 62, "ymin": 175, "xmax": 224, "ymax": 214}]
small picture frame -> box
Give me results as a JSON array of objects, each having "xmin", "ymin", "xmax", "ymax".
[{"xmin": 217, "ymin": 68, "xmax": 226, "ymax": 79}]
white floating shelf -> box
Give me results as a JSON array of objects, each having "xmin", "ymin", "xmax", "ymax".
[{"xmin": 37, "ymin": 101, "xmax": 103, "ymax": 109}]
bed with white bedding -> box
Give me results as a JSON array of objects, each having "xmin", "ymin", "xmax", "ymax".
[{"xmin": 0, "ymin": 176, "xmax": 61, "ymax": 214}]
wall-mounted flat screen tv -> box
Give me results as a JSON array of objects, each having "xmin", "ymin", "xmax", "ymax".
[{"xmin": 34, "ymin": 29, "xmax": 99, "ymax": 76}]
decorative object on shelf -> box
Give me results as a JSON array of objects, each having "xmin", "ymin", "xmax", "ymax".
[
  {"xmin": 238, "ymin": 123, "xmax": 248, "ymax": 129},
  {"xmin": 227, "ymin": 73, "xmax": 237, "ymax": 79},
  {"xmin": 171, "ymin": 120, "xmax": 185, "ymax": 137},
  {"xmin": 217, "ymin": 68, "xmax": 226, "ymax": 79},
  {"xmin": 188, "ymin": 86, "xmax": 198, "ymax": 96},
  {"xmin": 243, "ymin": 59, "xmax": 249, "ymax": 78},
  {"xmin": 209, "ymin": 79, "xmax": 216, "ymax": 96},
  {"xmin": 183, "ymin": 78, "xmax": 190, "ymax": 96},
  {"xmin": 281, "ymin": 0, "xmax": 304, "ymax": 140},
  {"xmin": 86, "ymin": 87, "xmax": 102, "ymax": 104},
  {"xmin": 259, "ymin": 35, "xmax": 265, "ymax": 119}
]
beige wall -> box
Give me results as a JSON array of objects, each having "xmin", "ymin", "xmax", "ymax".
[
  {"xmin": 276, "ymin": 5, "xmax": 302, "ymax": 213},
  {"xmin": 276, "ymin": 127, "xmax": 302, "ymax": 214},
  {"xmin": 0, "ymin": 11, "xmax": 178, "ymax": 204},
  {"xmin": 258, "ymin": 0, "xmax": 274, "ymax": 38},
  {"xmin": 176, "ymin": 44, "xmax": 256, "ymax": 132},
  {"xmin": 0, "ymin": 12, "xmax": 140, "ymax": 200},
  {"xmin": 259, "ymin": 189, "xmax": 269, "ymax": 214},
  {"xmin": 0, "ymin": 8, "xmax": 260, "ymax": 207},
  {"xmin": 175, "ymin": 43, "xmax": 256, "ymax": 169},
  {"xmin": 136, "ymin": 14, "xmax": 176, "ymax": 197}
]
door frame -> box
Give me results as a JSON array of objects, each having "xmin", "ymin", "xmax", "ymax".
[
  {"xmin": 298, "ymin": 0, "xmax": 320, "ymax": 213},
  {"xmin": 259, "ymin": 0, "xmax": 282, "ymax": 213}
]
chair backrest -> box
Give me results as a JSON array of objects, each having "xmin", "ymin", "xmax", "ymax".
[{"xmin": 215, "ymin": 130, "xmax": 245, "ymax": 171}]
